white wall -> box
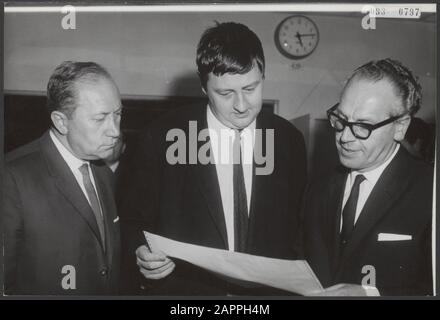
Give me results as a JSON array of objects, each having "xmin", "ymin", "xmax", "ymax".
[{"xmin": 5, "ymin": 11, "xmax": 436, "ymax": 123}]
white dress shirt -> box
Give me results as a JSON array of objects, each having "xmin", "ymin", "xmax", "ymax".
[
  {"xmin": 206, "ymin": 106, "xmax": 255, "ymax": 251},
  {"xmin": 50, "ymin": 130, "xmax": 103, "ymax": 215}
]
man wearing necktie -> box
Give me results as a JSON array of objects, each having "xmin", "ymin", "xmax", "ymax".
[
  {"xmin": 302, "ymin": 58, "xmax": 433, "ymax": 296},
  {"xmin": 4, "ymin": 61, "xmax": 122, "ymax": 295},
  {"xmin": 118, "ymin": 22, "xmax": 307, "ymax": 295}
]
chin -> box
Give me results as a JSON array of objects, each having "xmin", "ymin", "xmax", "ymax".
[
  {"xmin": 233, "ymin": 118, "xmax": 253, "ymax": 129},
  {"xmin": 339, "ymin": 156, "xmax": 361, "ymax": 170},
  {"xmin": 83, "ymin": 152, "xmax": 104, "ymax": 160}
]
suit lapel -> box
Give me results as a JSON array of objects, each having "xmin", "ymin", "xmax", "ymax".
[
  {"xmin": 327, "ymin": 168, "xmax": 348, "ymax": 275},
  {"xmin": 40, "ymin": 131, "xmax": 104, "ymax": 250},
  {"xmin": 338, "ymin": 148, "xmax": 411, "ymax": 267},
  {"xmin": 247, "ymin": 114, "xmax": 271, "ymax": 249},
  {"xmin": 189, "ymin": 110, "xmax": 228, "ymax": 249}
]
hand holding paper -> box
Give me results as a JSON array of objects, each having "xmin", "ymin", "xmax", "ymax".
[
  {"xmin": 136, "ymin": 245, "xmax": 176, "ymax": 280},
  {"xmin": 144, "ymin": 231, "xmax": 324, "ymax": 295}
]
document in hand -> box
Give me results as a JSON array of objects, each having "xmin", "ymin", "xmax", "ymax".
[{"xmin": 144, "ymin": 231, "xmax": 324, "ymax": 295}]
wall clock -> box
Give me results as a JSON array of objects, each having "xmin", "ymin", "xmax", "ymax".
[{"xmin": 275, "ymin": 15, "xmax": 319, "ymax": 60}]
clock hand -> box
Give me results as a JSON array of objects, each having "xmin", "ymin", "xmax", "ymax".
[
  {"xmin": 297, "ymin": 33, "xmax": 316, "ymax": 37},
  {"xmin": 295, "ymin": 31, "xmax": 304, "ymax": 47}
]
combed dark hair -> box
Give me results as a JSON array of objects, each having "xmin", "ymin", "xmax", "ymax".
[
  {"xmin": 47, "ymin": 61, "xmax": 113, "ymax": 117},
  {"xmin": 196, "ymin": 21, "xmax": 265, "ymax": 90},
  {"xmin": 345, "ymin": 58, "xmax": 422, "ymax": 116}
]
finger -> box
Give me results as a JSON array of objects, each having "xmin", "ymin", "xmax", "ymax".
[
  {"xmin": 139, "ymin": 261, "xmax": 175, "ymax": 276},
  {"xmin": 323, "ymin": 283, "xmax": 346, "ymax": 291},
  {"xmin": 308, "ymin": 290, "xmax": 334, "ymax": 296},
  {"xmin": 137, "ymin": 257, "xmax": 174, "ymax": 270},
  {"xmin": 137, "ymin": 258, "xmax": 174, "ymax": 272},
  {"xmin": 140, "ymin": 262, "xmax": 176, "ymax": 280},
  {"xmin": 136, "ymin": 249, "xmax": 167, "ymax": 262},
  {"xmin": 306, "ymin": 289, "xmax": 328, "ymax": 296}
]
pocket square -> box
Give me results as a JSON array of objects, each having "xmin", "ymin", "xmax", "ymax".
[
  {"xmin": 113, "ymin": 216, "xmax": 119, "ymax": 223},
  {"xmin": 377, "ymin": 233, "xmax": 412, "ymax": 241}
]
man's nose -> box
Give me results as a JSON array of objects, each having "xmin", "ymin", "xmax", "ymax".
[
  {"xmin": 233, "ymin": 93, "xmax": 247, "ymax": 113},
  {"xmin": 107, "ymin": 114, "xmax": 120, "ymax": 138},
  {"xmin": 339, "ymin": 125, "xmax": 355, "ymax": 143}
]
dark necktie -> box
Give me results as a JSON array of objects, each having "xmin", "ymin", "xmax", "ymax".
[
  {"xmin": 233, "ymin": 129, "xmax": 248, "ymax": 252},
  {"xmin": 79, "ymin": 163, "xmax": 106, "ymax": 250},
  {"xmin": 340, "ymin": 174, "xmax": 365, "ymax": 245}
]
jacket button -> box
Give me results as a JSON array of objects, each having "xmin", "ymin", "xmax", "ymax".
[{"xmin": 100, "ymin": 268, "xmax": 108, "ymax": 276}]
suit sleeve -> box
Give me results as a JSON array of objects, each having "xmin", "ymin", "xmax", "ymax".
[
  {"xmin": 289, "ymin": 128, "xmax": 308, "ymax": 259},
  {"xmin": 117, "ymin": 129, "xmax": 161, "ymax": 294},
  {"xmin": 3, "ymin": 166, "xmax": 24, "ymax": 294}
]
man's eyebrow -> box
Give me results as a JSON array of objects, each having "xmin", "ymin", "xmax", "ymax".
[
  {"xmin": 243, "ymin": 80, "xmax": 260, "ymax": 89},
  {"xmin": 93, "ymin": 109, "xmax": 121, "ymax": 117},
  {"xmin": 355, "ymin": 117, "xmax": 375, "ymax": 123},
  {"xmin": 215, "ymin": 88, "xmax": 233, "ymax": 93},
  {"xmin": 334, "ymin": 109, "xmax": 348, "ymax": 119},
  {"xmin": 336, "ymin": 111, "xmax": 375, "ymax": 123}
]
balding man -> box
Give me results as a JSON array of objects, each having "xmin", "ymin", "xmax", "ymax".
[
  {"xmin": 4, "ymin": 61, "xmax": 122, "ymax": 295},
  {"xmin": 302, "ymin": 58, "xmax": 433, "ymax": 296}
]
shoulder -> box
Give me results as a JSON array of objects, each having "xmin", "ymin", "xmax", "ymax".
[
  {"xmin": 143, "ymin": 104, "xmax": 206, "ymax": 134},
  {"xmin": 5, "ymin": 137, "xmax": 44, "ymax": 171},
  {"xmin": 257, "ymin": 110, "xmax": 302, "ymax": 136},
  {"xmin": 400, "ymin": 148, "xmax": 433, "ymax": 187},
  {"xmin": 130, "ymin": 104, "xmax": 206, "ymax": 154},
  {"xmin": 4, "ymin": 137, "xmax": 49, "ymax": 192},
  {"xmin": 307, "ymin": 164, "xmax": 346, "ymax": 194},
  {"xmin": 257, "ymin": 110, "xmax": 305, "ymax": 149}
]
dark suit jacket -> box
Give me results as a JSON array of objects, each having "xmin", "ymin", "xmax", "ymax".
[
  {"xmin": 302, "ymin": 147, "xmax": 433, "ymax": 296},
  {"xmin": 118, "ymin": 104, "xmax": 307, "ymax": 295},
  {"xmin": 4, "ymin": 131, "xmax": 121, "ymax": 295}
]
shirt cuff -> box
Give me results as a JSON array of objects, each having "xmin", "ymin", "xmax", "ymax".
[{"xmin": 362, "ymin": 285, "xmax": 381, "ymax": 296}]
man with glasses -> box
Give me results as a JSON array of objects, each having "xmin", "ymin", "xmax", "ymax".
[{"xmin": 302, "ymin": 58, "xmax": 433, "ymax": 296}]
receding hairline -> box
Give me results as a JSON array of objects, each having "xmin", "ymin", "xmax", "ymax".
[
  {"xmin": 66, "ymin": 75, "xmax": 120, "ymax": 113},
  {"xmin": 341, "ymin": 75, "xmax": 406, "ymax": 116}
]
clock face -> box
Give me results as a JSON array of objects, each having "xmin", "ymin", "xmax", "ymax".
[{"xmin": 275, "ymin": 15, "xmax": 319, "ymax": 60}]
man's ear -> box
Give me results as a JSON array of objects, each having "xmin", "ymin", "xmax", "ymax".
[
  {"xmin": 50, "ymin": 111, "xmax": 69, "ymax": 135},
  {"xmin": 394, "ymin": 115, "xmax": 411, "ymax": 142},
  {"xmin": 197, "ymin": 72, "xmax": 207, "ymax": 95}
]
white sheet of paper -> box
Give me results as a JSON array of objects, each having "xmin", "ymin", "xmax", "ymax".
[{"xmin": 144, "ymin": 231, "xmax": 323, "ymax": 295}]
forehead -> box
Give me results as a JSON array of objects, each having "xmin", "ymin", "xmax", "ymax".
[
  {"xmin": 339, "ymin": 78, "xmax": 400, "ymax": 120},
  {"xmin": 74, "ymin": 78, "xmax": 121, "ymax": 113},
  {"xmin": 206, "ymin": 65, "xmax": 263, "ymax": 90}
]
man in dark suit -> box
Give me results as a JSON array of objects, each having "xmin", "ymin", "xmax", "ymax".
[
  {"xmin": 302, "ymin": 58, "xmax": 433, "ymax": 296},
  {"xmin": 118, "ymin": 22, "xmax": 307, "ymax": 295},
  {"xmin": 4, "ymin": 61, "xmax": 122, "ymax": 295}
]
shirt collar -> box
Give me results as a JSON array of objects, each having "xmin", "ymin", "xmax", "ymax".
[
  {"xmin": 50, "ymin": 129, "xmax": 88, "ymax": 171},
  {"xmin": 350, "ymin": 144, "xmax": 400, "ymax": 185}
]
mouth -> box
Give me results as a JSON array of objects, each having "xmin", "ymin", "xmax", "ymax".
[
  {"xmin": 339, "ymin": 144, "xmax": 359, "ymax": 154},
  {"xmin": 233, "ymin": 111, "xmax": 250, "ymax": 119},
  {"xmin": 103, "ymin": 143, "xmax": 117, "ymax": 149}
]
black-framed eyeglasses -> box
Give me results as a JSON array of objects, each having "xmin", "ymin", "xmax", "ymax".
[{"xmin": 326, "ymin": 103, "xmax": 408, "ymax": 140}]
